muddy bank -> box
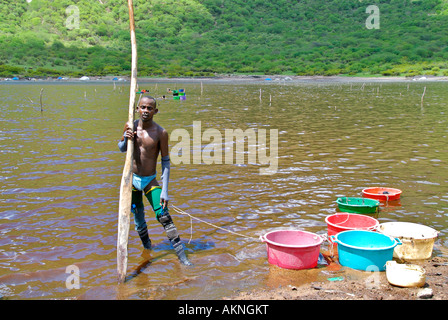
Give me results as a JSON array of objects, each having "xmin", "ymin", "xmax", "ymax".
[{"xmin": 226, "ymin": 256, "xmax": 448, "ymax": 300}]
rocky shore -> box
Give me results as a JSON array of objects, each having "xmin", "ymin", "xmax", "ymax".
[{"xmin": 226, "ymin": 256, "xmax": 448, "ymax": 300}]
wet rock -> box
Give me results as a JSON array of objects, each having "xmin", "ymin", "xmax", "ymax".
[{"xmin": 417, "ymin": 288, "xmax": 433, "ymax": 299}]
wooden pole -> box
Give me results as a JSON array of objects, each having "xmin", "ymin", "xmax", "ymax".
[
  {"xmin": 117, "ymin": 0, "xmax": 138, "ymax": 283},
  {"xmin": 421, "ymin": 86, "xmax": 426, "ymax": 105},
  {"xmin": 39, "ymin": 88, "xmax": 44, "ymax": 112}
]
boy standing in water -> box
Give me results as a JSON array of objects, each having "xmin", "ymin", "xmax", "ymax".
[{"xmin": 118, "ymin": 96, "xmax": 192, "ymax": 266}]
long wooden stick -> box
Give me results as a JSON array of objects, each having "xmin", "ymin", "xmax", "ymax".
[
  {"xmin": 117, "ymin": 0, "xmax": 138, "ymax": 283},
  {"xmin": 39, "ymin": 88, "xmax": 44, "ymax": 112},
  {"xmin": 421, "ymin": 86, "xmax": 426, "ymax": 106}
]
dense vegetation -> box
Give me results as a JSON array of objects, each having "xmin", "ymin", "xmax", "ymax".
[{"xmin": 1, "ymin": 0, "xmax": 448, "ymax": 78}]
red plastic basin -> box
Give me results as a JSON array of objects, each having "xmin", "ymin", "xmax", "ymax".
[{"xmin": 362, "ymin": 187, "xmax": 402, "ymax": 201}]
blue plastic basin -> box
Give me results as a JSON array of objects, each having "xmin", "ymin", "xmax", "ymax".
[{"xmin": 330, "ymin": 230, "xmax": 401, "ymax": 271}]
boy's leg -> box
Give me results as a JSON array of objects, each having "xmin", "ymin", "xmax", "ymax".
[
  {"xmin": 131, "ymin": 188, "xmax": 152, "ymax": 250},
  {"xmin": 145, "ymin": 186, "xmax": 192, "ymax": 265}
]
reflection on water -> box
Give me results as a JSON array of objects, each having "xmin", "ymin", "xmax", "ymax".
[{"xmin": 0, "ymin": 80, "xmax": 447, "ymax": 299}]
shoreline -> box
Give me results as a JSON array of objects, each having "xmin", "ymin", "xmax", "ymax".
[
  {"xmin": 225, "ymin": 255, "xmax": 448, "ymax": 300},
  {"xmin": 2, "ymin": 74, "xmax": 448, "ymax": 84}
]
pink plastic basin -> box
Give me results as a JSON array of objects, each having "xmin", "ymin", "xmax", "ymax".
[{"xmin": 260, "ymin": 230, "xmax": 323, "ymax": 270}]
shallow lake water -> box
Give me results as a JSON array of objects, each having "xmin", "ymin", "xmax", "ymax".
[{"xmin": 0, "ymin": 79, "xmax": 447, "ymax": 299}]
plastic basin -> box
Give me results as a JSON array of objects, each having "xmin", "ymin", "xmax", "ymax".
[
  {"xmin": 261, "ymin": 230, "xmax": 323, "ymax": 270},
  {"xmin": 362, "ymin": 187, "xmax": 402, "ymax": 201},
  {"xmin": 326, "ymin": 213, "xmax": 379, "ymax": 246},
  {"xmin": 336, "ymin": 197, "xmax": 380, "ymax": 215},
  {"xmin": 330, "ymin": 230, "xmax": 401, "ymax": 271},
  {"xmin": 326, "ymin": 212, "xmax": 379, "ymax": 236},
  {"xmin": 386, "ymin": 261, "xmax": 426, "ymax": 288},
  {"xmin": 378, "ymin": 222, "xmax": 438, "ymax": 261}
]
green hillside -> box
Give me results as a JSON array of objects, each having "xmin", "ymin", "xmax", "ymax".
[{"xmin": 1, "ymin": 0, "xmax": 448, "ymax": 78}]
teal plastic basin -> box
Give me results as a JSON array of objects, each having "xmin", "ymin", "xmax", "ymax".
[{"xmin": 330, "ymin": 230, "xmax": 401, "ymax": 271}]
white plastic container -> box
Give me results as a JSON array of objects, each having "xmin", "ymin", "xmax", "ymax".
[
  {"xmin": 386, "ymin": 261, "xmax": 426, "ymax": 288},
  {"xmin": 378, "ymin": 222, "xmax": 438, "ymax": 261}
]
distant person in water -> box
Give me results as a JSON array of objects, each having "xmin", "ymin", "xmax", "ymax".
[{"xmin": 118, "ymin": 96, "xmax": 192, "ymax": 266}]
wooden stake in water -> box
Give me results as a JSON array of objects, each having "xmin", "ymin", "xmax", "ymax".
[
  {"xmin": 117, "ymin": 0, "xmax": 138, "ymax": 284},
  {"xmin": 421, "ymin": 86, "xmax": 426, "ymax": 108},
  {"xmin": 39, "ymin": 88, "xmax": 44, "ymax": 112}
]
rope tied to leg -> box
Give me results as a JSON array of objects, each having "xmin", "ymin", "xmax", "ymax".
[{"xmin": 171, "ymin": 205, "xmax": 259, "ymax": 243}]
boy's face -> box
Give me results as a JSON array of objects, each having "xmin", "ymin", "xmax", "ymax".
[{"xmin": 138, "ymin": 98, "xmax": 157, "ymax": 121}]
